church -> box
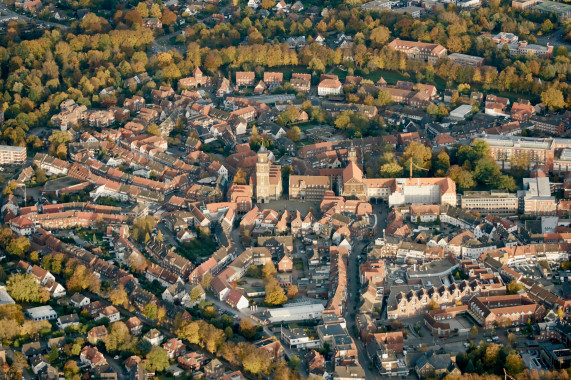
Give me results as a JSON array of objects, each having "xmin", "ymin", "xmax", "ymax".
[
  {"xmin": 328, "ymin": 145, "xmax": 457, "ymax": 207},
  {"xmin": 251, "ymin": 145, "xmax": 282, "ymax": 204}
]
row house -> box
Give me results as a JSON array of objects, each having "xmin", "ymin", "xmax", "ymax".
[
  {"xmin": 468, "ymin": 294, "xmax": 545, "ymax": 328},
  {"xmin": 387, "ymin": 279, "xmax": 506, "ymax": 319},
  {"xmin": 145, "ymin": 264, "xmax": 182, "ymax": 288}
]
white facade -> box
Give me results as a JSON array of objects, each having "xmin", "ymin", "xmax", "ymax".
[
  {"xmin": 318, "ymin": 84, "xmax": 343, "ymax": 96},
  {"xmin": 266, "ymin": 304, "xmax": 324, "ymax": 323},
  {"xmin": 27, "ymin": 306, "xmax": 58, "ymax": 321},
  {"xmin": 389, "ymin": 179, "xmax": 456, "ymax": 207}
]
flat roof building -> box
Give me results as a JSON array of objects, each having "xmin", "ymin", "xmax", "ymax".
[
  {"xmin": 27, "ymin": 306, "xmax": 58, "ymax": 321},
  {"xmin": 450, "ymin": 104, "xmax": 474, "ymax": 120},
  {"xmin": 0, "ymin": 145, "xmax": 26, "ymax": 165},
  {"xmin": 461, "ymin": 190, "xmax": 518, "ymax": 216},
  {"xmin": 448, "ymin": 53, "xmax": 485, "ymax": 67},
  {"xmin": 534, "ymin": 1, "xmax": 571, "ymax": 20}
]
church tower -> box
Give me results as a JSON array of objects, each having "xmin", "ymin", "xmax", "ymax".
[
  {"xmin": 348, "ymin": 143, "xmax": 357, "ymax": 164},
  {"xmin": 256, "ymin": 145, "xmax": 270, "ymax": 203}
]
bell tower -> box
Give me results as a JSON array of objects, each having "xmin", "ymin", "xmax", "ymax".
[
  {"xmin": 348, "ymin": 143, "xmax": 357, "ymax": 164},
  {"xmin": 256, "ymin": 145, "xmax": 270, "ymax": 203}
]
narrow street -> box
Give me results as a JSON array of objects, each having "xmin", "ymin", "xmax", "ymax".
[{"xmin": 345, "ymin": 241, "xmax": 381, "ymax": 379}]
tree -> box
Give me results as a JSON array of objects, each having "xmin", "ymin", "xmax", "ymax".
[
  {"xmin": 145, "ymin": 347, "xmax": 169, "ymax": 372},
  {"xmin": 262, "ymin": 262, "xmax": 277, "ymax": 279},
  {"xmin": 376, "ymin": 89, "xmax": 393, "ymax": 106},
  {"xmin": 473, "ymin": 157, "xmax": 501, "ymax": 187},
  {"xmin": 370, "ymin": 26, "xmax": 391, "ymax": 46},
  {"xmin": 506, "ymin": 353, "xmax": 524, "ymax": 374},
  {"xmin": 105, "ymin": 322, "xmax": 133, "ymax": 353},
  {"xmin": 265, "ymin": 278, "xmax": 287, "ymax": 306},
  {"xmin": 484, "ymin": 343, "xmax": 501, "ymax": 368},
  {"xmin": 448, "ymin": 165, "xmax": 475, "ymax": 191},
  {"xmin": 190, "ymin": 286, "xmax": 204, "ymax": 302},
  {"xmin": 277, "ymin": 106, "xmax": 301, "ymax": 126},
  {"xmin": 161, "ymin": 9, "xmax": 176, "ymax": 26},
  {"xmin": 144, "ymin": 303, "xmax": 159, "ymax": 320},
  {"xmin": 239, "ymin": 318, "xmax": 257, "ymax": 339},
  {"xmin": 63, "ymin": 361, "xmax": 79, "ymax": 378},
  {"xmin": 149, "ymin": 3, "xmax": 162, "ymax": 18},
  {"xmin": 401, "ymin": 141, "xmax": 432, "ymax": 175},
  {"xmin": 287, "ymin": 285, "xmax": 298, "ymax": 299},
  {"xmin": 131, "ymin": 216, "xmax": 157, "ymax": 243},
  {"xmin": 507, "ymin": 281, "xmax": 524, "ymax": 294},
  {"xmin": 146, "ymin": 123, "xmax": 160, "ymax": 136},
  {"xmin": 508, "ymin": 333, "xmax": 516, "ymax": 346},
  {"xmin": 433, "ymin": 149, "xmax": 450, "ymax": 176},
  {"xmin": 201, "ymin": 272, "xmax": 213, "ymax": 290},
  {"xmin": 470, "ymin": 325, "xmax": 478, "ymax": 338},
  {"xmin": 286, "ymin": 126, "xmax": 301, "ymax": 142},
  {"xmin": 308, "ymin": 58, "xmax": 325, "ymax": 74},
  {"xmin": 109, "ymin": 286, "xmax": 128, "ymax": 307},
  {"xmin": 6, "ymin": 236, "xmax": 31, "ymax": 257},
  {"xmin": 157, "ymin": 230, "xmax": 163, "ymax": 242},
  {"xmin": 233, "ymin": 168, "xmax": 247, "ymax": 185},
  {"xmin": 6, "ymin": 274, "xmax": 49, "ymax": 303},
  {"xmin": 380, "ymin": 162, "xmax": 403, "ymax": 178},
  {"xmin": 288, "ymin": 355, "xmax": 301, "ymax": 371},
  {"xmin": 136, "ymin": 2, "xmax": 149, "ymax": 17},
  {"xmin": 66, "ymin": 264, "xmax": 100, "ymax": 293},
  {"xmin": 541, "ymin": 87, "xmax": 565, "ymax": 110}
]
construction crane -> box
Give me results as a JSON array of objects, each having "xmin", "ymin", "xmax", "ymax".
[
  {"xmin": 504, "ymin": 368, "xmax": 516, "ymax": 380},
  {"xmin": 408, "ymin": 157, "xmax": 429, "ymax": 178}
]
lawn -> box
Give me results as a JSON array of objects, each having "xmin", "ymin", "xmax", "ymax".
[
  {"xmin": 293, "ymin": 258, "xmax": 304, "ymax": 271},
  {"xmin": 177, "ymin": 236, "xmax": 219, "ymax": 263}
]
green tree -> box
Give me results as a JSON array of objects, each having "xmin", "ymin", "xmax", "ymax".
[
  {"xmin": 288, "ymin": 355, "xmax": 301, "ymax": 371},
  {"xmin": 473, "ymin": 157, "xmax": 501, "ymax": 187},
  {"xmin": 375, "ymin": 89, "xmax": 393, "ymax": 106},
  {"xmin": 380, "ymin": 162, "xmax": 403, "ymax": 178},
  {"xmin": 144, "ymin": 303, "xmax": 159, "ymax": 320},
  {"xmin": 6, "ymin": 274, "xmax": 49, "ymax": 303},
  {"xmin": 6, "ymin": 236, "xmax": 31, "ymax": 257},
  {"xmin": 448, "ymin": 165, "xmax": 475, "ymax": 191},
  {"xmin": 433, "ymin": 149, "xmax": 450, "ymax": 176},
  {"xmin": 145, "ymin": 347, "xmax": 169, "ymax": 372}
]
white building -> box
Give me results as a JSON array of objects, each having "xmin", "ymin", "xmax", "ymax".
[
  {"xmin": 450, "ymin": 104, "xmax": 473, "ymax": 120},
  {"xmin": 318, "ymin": 79, "xmax": 343, "ymax": 96},
  {"xmin": 0, "ymin": 286, "xmax": 15, "ymax": 306},
  {"xmin": 388, "ymin": 178, "xmax": 457, "ymax": 207},
  {"xmin": 264, "ymin": 304, "xmax": 324, "ymax": 323},
  {"xmin": 27, "ymin": 306, "xmax": 58, "ymax": 321}
]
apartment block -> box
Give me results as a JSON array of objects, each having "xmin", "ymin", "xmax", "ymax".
[
  {"xmin": 518, "ymin": 177, "xmax": 556, "ymax": 216},
  {"xmin": 0, "ymin": 145, "xmax": 26, "ymax": 165},
  {"xmin": 460, "ymin": 190, "xmax": 518, "ymax": 216}
]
